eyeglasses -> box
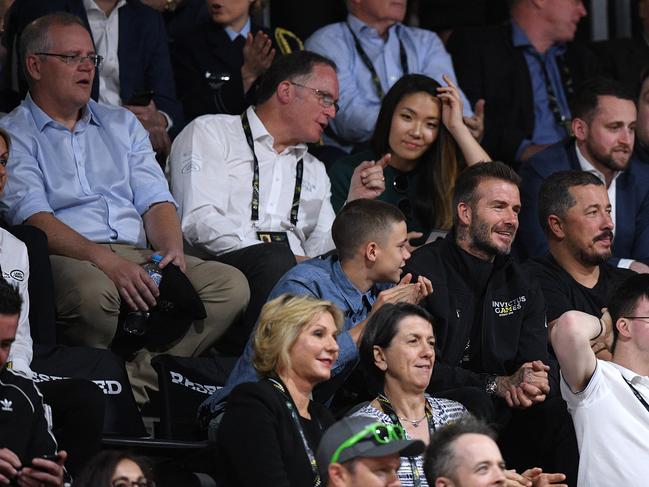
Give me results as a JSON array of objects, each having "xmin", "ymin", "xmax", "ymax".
[
  {"xmin": 111, "ymin": 478, "xmax": 155, "ymax": 487},
  {"xmin": 289, "ymin": 82, "xmax": 339, "ymax": 113},
  {"xmin": 35, "ymin": 52, "xmax": 103, "ymax": 68},
  {"xmin": 623, "ymin": 316, "xmax": 649, "ymax": 324},
  {"xmin": 330, "ymin": 422, "xmax": 406, "ymax": 464}
]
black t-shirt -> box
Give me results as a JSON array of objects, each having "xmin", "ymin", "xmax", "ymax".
[{"xmin": 524, "ymin": 254, "xmax": 634, "ymax": 322}]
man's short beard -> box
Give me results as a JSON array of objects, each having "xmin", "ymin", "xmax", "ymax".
[
  {"xmin": 578, "ymin": 249, "xmax": 612, "ymax": 266},
  {"xmin": 586, "ymin": 139, "xmax": 631, "ymax": 173},
  {"xmin": 470, "ymin": 221, "xmax": 512, "ymax": 258}
]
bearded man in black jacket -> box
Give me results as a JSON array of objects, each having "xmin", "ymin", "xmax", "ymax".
[{"xmin": 405, "ymin": 161, "xmax": 577, "ymax": 483}]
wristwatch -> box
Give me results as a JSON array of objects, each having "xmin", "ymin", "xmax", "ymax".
[
  {"xmin": 485, "ymin": 374, "xmax": 498, "ymax": 396},
  {"xmin": 165, "ymin": 0, "xmax": 177, "ymax": 12}
]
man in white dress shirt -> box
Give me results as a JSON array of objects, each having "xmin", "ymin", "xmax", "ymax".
[
  {"xmin": 169, "ymin": 50, "xmax": 384, "ymax": 352},
  {"xmin": 551, "ymin": 273, "xmax": 649, "ymax": 487}
]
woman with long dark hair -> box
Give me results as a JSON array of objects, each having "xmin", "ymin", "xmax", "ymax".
[{"xmin": 329, "ymin": 74, "xmax": 490, "ymax": 247}]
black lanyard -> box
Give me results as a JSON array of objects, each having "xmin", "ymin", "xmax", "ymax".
[
  {"xmin": 241, "ymin": 112, "xmax": 303, "ymax": 226},
  {"xmin": 268, "ymin": 377, "xmax": 322, "ymax": 487},
  {"xmin": 622, "ymin": 374, "xmax": 649, "ymax": 414},
  {"xmin": 346, "ymin": 22, "xmax": 408, "ymax": 100},
  {"xmin": 377, "ymin": 394, "xmax": 434, "ymax": 487},
  {"xmin": 529, "ymin": 50, "xmax": 574, "ymax": 137}
]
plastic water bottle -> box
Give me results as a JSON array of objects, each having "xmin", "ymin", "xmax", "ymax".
[{"xmin": 123, "ymin": 254, "xmax": 164, "ymax": 335}]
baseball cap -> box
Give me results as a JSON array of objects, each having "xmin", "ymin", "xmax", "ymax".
[{"xmin": 317, "ymin": 416, "xmax": 425, "ymax": 482}]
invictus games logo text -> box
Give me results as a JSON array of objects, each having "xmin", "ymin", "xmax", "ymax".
[{"xmin": 492, "ymin": 296, "xmax": 526, "ymax": 317}]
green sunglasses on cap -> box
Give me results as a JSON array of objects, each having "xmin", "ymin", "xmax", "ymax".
[{"xmin": 330, "ymin": 421, "xmax": 407, "ymax": 464}]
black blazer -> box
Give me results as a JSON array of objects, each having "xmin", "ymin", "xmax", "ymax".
[
  {"xmin": 171, "ymin": 20, "xmax": 274, "ymax": 121},
  {"xmin": 447, "ymin": 22, "xmax": 600, "ymax": 164},
  {"xmin": 216, "ymin": 378, "xmax": 334, "ymax": 487}
]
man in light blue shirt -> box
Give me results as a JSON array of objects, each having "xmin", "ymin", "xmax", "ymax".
[
  {"xmin": 0, "ymin": 13, "xmax": 249, "ymax": 404},
  {"xmin": 200, "ymin": 199, "xmax": 432, "ymax": 423},
  {"xmin": 305, "ymin": 0, "xmax": 483, "ymax": 152}
]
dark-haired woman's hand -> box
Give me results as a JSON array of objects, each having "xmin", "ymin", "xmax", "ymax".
[{"xmin": 438, "ymin": 74, "xmax": 465, "ymax": 134}]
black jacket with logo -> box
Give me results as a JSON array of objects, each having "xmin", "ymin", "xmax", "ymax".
[
  {"xmin": 0, "ymin": 367, "xmax": 58, "ymax": 463},
  {"xmin": 404, "ymin": 235, "xmax": 553, "ymax": 394}
]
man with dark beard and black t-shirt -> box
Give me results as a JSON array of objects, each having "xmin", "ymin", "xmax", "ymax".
[{"xmin": 524, "ymin": 171, "xmax": 634, "ymax": 360}]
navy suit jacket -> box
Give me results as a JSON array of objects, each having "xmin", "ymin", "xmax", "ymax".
[
  {"xmin": 4, "ymin": 0, "xmax": 183, "ymax": 130},
  {"xmin": 517, "ymin": 140, "xmax": 649, "ymax": 265}
]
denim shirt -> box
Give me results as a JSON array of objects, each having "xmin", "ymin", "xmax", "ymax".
[{"xmin": 200, "ymin": 254, "xmax": 393, "ymax": 415}]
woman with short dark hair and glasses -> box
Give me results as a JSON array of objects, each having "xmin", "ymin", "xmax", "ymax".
[
  {"xmin": 216, "ymin": 294, "xmax": 343, "ymax": 486},
  {"xmin": 73, "ymin": 451, "xmax": 155, "ymax": 487},
  {"xmin": 351, "ymin": 302, "xmax": 468, "ymax": 487},
  {"xmin": 329, "ymin": 74, "xmax": 490, "ymax": 248}
]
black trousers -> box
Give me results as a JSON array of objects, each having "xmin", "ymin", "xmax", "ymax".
[{"xmin": 212, "ymin": 242, "xmax": 296, "ymax": 355}]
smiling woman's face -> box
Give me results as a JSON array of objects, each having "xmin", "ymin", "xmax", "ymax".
[{"xmin": 388, "ymin": 91, "xmax": 441, "ymax": 167}]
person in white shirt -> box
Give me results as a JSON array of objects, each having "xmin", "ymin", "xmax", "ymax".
[
  {"xmin": 551, "ymin": 273, "xmax": 649, "ymax": 487},
  {"xmin": 169, "ymin": 50, "xmax": 384, "ymax": 352}
]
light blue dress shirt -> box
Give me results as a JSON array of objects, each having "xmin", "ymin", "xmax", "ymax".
[
  {"xmin": 306, "ymin": 14, "xmax": 473, "ymax": 151},
  {"xmin": 0, "ymin": 96, "xmax": 175, "ymax": 248},
  {"xmin": 224, "ymin": 17, "xmax": 251, "ymax": 41},
  {"xmin": 200, "ymin": 254, "xmax": 393, "ymax": 415},
  {"xmin": 512, "ymin": 21, "xmax": 571, "ymax": 159}
]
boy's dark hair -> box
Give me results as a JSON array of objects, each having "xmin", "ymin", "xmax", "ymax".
[{"xmin": 331, "ymin": 199, "xmax": 405, "ymax": 261}]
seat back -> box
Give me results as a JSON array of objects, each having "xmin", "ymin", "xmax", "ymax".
[
  {"xmin": 151, "ymin": 354, "xmax": 238, "ymax": 440},
  {"xmin": 31, "ymin": 344, "xmax": 147, "ymax": 437}
]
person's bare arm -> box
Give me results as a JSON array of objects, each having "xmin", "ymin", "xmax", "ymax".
[
  {"xmin": 550, "ymin": 310, "xmax": 602, "ymax": 392},
  {"xmin": 26, "ymin": 212, "xmax": 158, "ymax": 311},
  {"xmin": 438, "ymin": 74, "xmax": 490, "ymax": 164},
  {"xmin": 142, "ymin": 201, "xmax": 186, "ymax": 272}
]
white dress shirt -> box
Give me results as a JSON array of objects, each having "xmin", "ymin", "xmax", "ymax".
[
  {"xmin": 83, "ymin": 0, "xmax": 173, "ymax": 129},
  {"xmin": 575, "ymin": 145, "xmax": 633, "ymax": 268},
  {"xmin": 169, "ymin": 106, "xmax": 336, "ymax": 257},
  {"xmin": 83, "ymin": 0, "xmax": 126, "ymax": 107}
]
